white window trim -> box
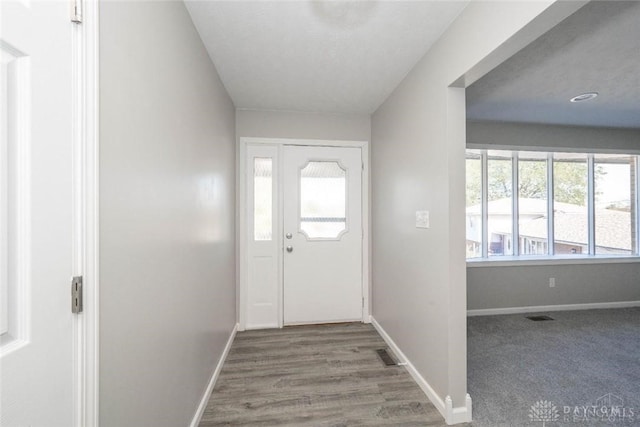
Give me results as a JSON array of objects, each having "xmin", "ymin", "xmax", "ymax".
[{"xmin": 468, "ymin": 255, "xmax": 640, "ymax": 268}]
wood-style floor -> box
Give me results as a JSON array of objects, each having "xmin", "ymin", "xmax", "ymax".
[{"xmin": 199, "ymin": 322, "xmax": 448, "ymax": 426}]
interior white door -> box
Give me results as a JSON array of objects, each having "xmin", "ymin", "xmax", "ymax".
[
  {"xmin": 1, "ymin": 1, "xmax": 76, "ymax": 425},
  {"xmin": 283, "ymin": 146, "xmax": 362, "ymax": 325}
]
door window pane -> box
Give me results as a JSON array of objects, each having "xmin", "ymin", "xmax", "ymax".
[
  {"xmin": 594, "ymin": 154, "xmax": 635, "ymax": 255},
  {"xmin": 518, "ymin": 152, "xmax": 548, "ymax": 255},
  {"xmin": 553, "ymin": 153, "xmax": 588, "ymax": 254},
  {"xmin": 300, "ymin": 161, "xmax": 346, "ymax": 239},
  {"xmin": 466, "ymin": 150, "xmax": 481, "ymax": 258},
  {"xmin": 254, "ymin": 158, "xmax": 272, "ymax": 241},
  {"xmin": 487, "ymin": 151, "xmax": 513, "ymax": 256}
]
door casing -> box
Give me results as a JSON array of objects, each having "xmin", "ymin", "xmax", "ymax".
[
  {"xmin": 76, "ymin": 1, "xmax": 100, "ymax": 425},
  {"xmin": 238, "ymin": 137, "xmax": 370, "ymax": 331}
]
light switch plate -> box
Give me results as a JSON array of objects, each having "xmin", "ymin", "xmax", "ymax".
[{"xmin": 416, "ymin": 211, "xmax": 429, "ymax": 228}]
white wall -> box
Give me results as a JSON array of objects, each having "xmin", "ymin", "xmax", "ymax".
[
  {"xmin": 99, "ymin": 2, "xmax": 236, "ymax": 426},
  {"xmin": 236, "ymin": 109, "xmax": 371, "ymax": 142},
  {"xmin": 371, "ymin": 0, "xmax": 585, "ymax": 419}
]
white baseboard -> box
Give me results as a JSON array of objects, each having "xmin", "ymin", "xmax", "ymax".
[
  {"xmin": 370, "ymin": 317, "xmax": 472, "ymax": 425},
  {"xmin": 467, "ymin": 300, "xmax": 640, "ymax": 317},
  {"xmin": 446, "ymin": 394, "xmax": 473, "ymax": 424},
  {"xmin": 244, "ymin": 323, "xmax": 279, "ymax": 330},
  {"xmin": 190, "ymin": 323, "xmax": 238, "ymax": 427}
]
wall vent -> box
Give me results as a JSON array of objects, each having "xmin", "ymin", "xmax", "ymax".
[
  {"xmin": 526, "ymin": 315, "xmax": 554, "ymax": 321},
  {"xmin": 376, "ymin": 348, "xmax": 398, "ymax": 366}
]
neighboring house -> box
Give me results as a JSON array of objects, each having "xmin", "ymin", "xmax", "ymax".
[{"xmin": 466, "ymin": 198, "xmax": 633, "ymax": 256}]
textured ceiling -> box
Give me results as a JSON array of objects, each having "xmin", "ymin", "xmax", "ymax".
[
  {"xmin": 185, "ymin": 1, "xmax": 468, "ymax": 114},
  {"xmin": 467, "ymin": 1, "xmax": 640, "ymax": 129}
]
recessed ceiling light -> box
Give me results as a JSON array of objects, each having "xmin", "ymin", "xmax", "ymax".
[{"xmin": 570, "ymin": 92, "xmax": 598, "ymax": 103}]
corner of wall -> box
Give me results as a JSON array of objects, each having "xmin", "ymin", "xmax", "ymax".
[
  {"xmin": 189, "ymin": 323, "xmax": 239, "ymax": 427},
  {"xmin": 370, "ymin": 317, "xmax": 447, "ymax": 421},
  {"xmin": 445, "ymin": 394, "xmax": 472, "ymax": 425}
]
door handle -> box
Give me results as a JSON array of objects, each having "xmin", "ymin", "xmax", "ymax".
[{"xmin": 286, "ymin": 246, "xmax": 293, "ymax": 253}]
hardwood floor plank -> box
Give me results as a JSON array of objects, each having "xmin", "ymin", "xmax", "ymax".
[{"xmin": 199, "ymin": 323, "xmax": 449, "ymax": 426}]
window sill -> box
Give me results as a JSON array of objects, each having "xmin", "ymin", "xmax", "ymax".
[{"xmin": 466, "ymin": 255, "xmax": 640, "ymax": 268}]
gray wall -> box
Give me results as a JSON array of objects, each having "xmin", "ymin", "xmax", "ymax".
[
  {"xmin": 371, "ymin": 0, "xmax": 584, "ymax": 411},
  {"xmin": 468, "ymin": 263, "xmax": 640, "ymax": 310},
  {"xmin": 467, "ymin": 120, "xmax": 640, "ymax": 311},
  {"xmin": 236, "ymin": 109, "xmax": 371, "ymax": 142},
  {"xmin": 99, "ymin": 2, "xmax": 236, "ymax": 426},
  {"xmin": 467, "ymin": 120, "xmax": 640, "ymax": 152}
]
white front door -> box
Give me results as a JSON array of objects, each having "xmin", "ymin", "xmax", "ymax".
[
  {"xmin": 1, "ymin": 1, "xmax": 76, "ymax": 425},
  {"xmin": 282, "ymin": 146, "xmax": 362, "ymax": 325}
]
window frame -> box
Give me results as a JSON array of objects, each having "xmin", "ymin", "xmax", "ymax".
[{"xmin": 466, "ymin": 147, "xmax": 640, "ymax": 264}]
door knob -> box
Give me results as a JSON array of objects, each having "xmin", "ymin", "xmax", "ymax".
[
  {"xmin": 286, "ymin": 246, "xmax": 293, "ymax": 253},
  {"xmin": 285, "ymin": 233, "xmax": 292, "ymax": 239}
]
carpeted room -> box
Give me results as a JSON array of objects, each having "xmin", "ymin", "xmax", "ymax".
[
  {"xmin": 467, "ymin": 308, "xmax": 640, "ymax": 426},
  {"xmin": 464, "ymin": 1, "xmax": 640, "ymax": 426}
]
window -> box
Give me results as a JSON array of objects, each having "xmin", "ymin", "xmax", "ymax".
[
  {"xmin": 465, "ymin": 151, "xmax": 481, "ymax": 258},
  {"xmin": 466, "ymin": 149, "xmax": 639, "ymax": 259},
  {"xmin": 594, "ymin": 154, "xmax": 635, "ymax": 255},
  {"xmin": 299, "ymin": 161, "xmax": 347, "ymax": 239},
  {"xmin": 253, "ymin": 158, "xmax": 272, "ymax": 241},
  {"xmin": 553, "ymin": 153, "xmax": 588, "ymax": 254},
  {"xmin": 519, "ymin": 151, "xmax": 548, "ymax": 255},
  {"xmin": 487, "ymin": 151, "xmax": 513, "ymax": 256}
]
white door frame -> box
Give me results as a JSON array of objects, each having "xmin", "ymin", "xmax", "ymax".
[
  {"xmin": 72, "ymin": 1, "xmax": 99, "ymax": 425},
  {"xmin": 238, "ymin": 137, "xmax": 370, "ymax": 331}
]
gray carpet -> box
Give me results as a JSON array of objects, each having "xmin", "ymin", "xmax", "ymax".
[{"xmin": 468, "ymin": 308, "xmax": 640, "ymax": 426}]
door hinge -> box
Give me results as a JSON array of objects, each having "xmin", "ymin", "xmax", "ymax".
[
  {"xmin": 362, "ymin": 297, "xmax": 365, "ymax": 308},
  {"xmin": 71, "ymin": 276, "xmax": 83, "ymax": 314},
  {"xmin": 70, "ymin": 0, "xmax": 83, "ymax": 23}
]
